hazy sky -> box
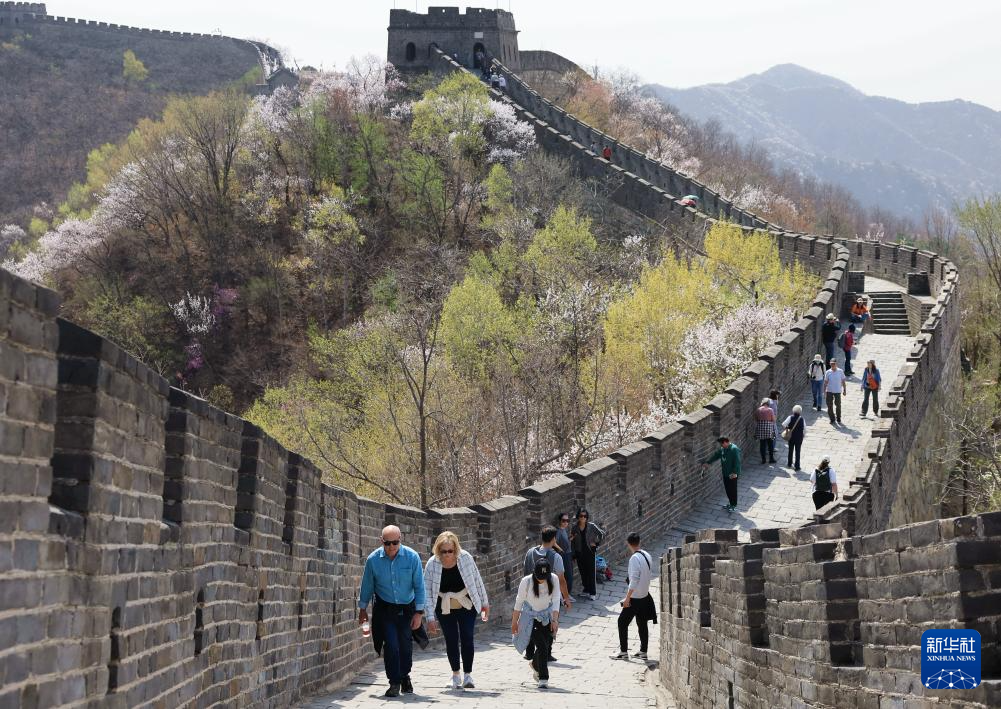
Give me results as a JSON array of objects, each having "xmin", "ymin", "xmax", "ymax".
[{"xmin": 51, "ymin": 1, "xmax": 1001, "ymax": 110}]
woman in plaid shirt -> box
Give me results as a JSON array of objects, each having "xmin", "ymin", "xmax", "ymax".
[{"xmin": 423, "ymin": 532, "xmax": 490, "ymax": 690}]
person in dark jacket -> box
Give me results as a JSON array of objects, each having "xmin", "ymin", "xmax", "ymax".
[
  {"xmin": 701, "ymin": 436, "xmax": 742, "ymax": 512},
  {"xmin": 781, "ymin": 405, "xmax": 806, "ymax": 471},
  {"xmin": 555, "ymin": 514, "xmax": 574, "ymax": 600},
  {"xmin": 842, "ymin": 324, "xmax": 856, "ymax": 376},
  {"xmin": 569, "ymin": 508, "xmax": 604, "ymax": 600},
  {"xmin": 821, "ymin": 313, "xmax": 841, "ymax": 366}
]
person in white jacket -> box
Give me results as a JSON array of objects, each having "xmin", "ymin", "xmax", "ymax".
[{"xmin": 424, "ymin": 531, "xmax": 489, "ymax": 690}]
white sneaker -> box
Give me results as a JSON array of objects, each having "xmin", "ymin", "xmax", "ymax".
[
  {"xmin": 462, "ymin": 673, "xmax": 475, "ymax": 689},
  {"xmin": 610, "ymin": 651, "xmax": 629, "ymax": 660},
  {"xmin": 538, "ymin": 679, "xmax": 548, "ymax": 689},
  {"xmin": 634, "ymin": 651, "xmax": 648, "ymax": 660},
  {"xmin": 567, "ymin": 595, "xmax": 576, "ymax": 602},
  {"xmin": 450, "ymin": 674, "xmax": 461, "ymax": 690}
]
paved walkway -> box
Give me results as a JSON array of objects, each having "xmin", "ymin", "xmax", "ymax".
[{"xmin": 298, "ymin": 278, "xmax": 915, "ymax": 707}]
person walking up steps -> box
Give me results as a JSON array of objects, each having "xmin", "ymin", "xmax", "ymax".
[
  {"xmin": 511, "ymin": 559, "xmax": 561, "ymax": 689},
  {"xmin": 701, "ymin": 436, "xmax": 742, "ymax": 512},
  {"xmin": 610, "ymin": 533, "xmax": 657, "ymax": 661},
  {"xmin": 569, "ymin": 509, "xmax": 604, "ymax": 600},
  {"xmin": 755, "ymin": 398, "xmax": 777, "ymax": 464},
  {"xmin": 809, "ymin": 354, "xmax": 826, "ymax": 411},
  {"xmin": 811, "ymin": 456, "xmax": 839, "ymax": 509},
  {"xmin": 781, "ymin": 405, "xmax": 805, "ymax": 471},
  {"xmin": 824, "ymin": 359, "xmax": 848, "ymax": 425},
  {"xmin": 861, "ymin": 359, "xmax": 881, "ymax": 418},
  {"xmin": 424, "ymin": 532, "xmax": 489, "ymax": 690}
]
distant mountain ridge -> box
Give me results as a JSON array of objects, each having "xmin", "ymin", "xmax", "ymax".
[{"xmin": 646, "ymin": 64, "xmax": 1001, "ymax": 216}]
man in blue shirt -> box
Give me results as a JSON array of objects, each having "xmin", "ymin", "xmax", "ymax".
[{"xmin": 358, "ymin": 525, "xmax": 426, "ymax": 697}]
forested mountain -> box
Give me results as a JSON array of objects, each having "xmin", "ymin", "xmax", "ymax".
[
  {"xmin": 0, "ymin": 18, "xmax": 263, "ymax": 226},
  {"xmin": 646, "ymin": 64, "xmax": 1001, "ymax": 217}
]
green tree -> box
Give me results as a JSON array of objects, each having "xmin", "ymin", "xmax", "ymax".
[{"xmin": 122, "ymin": 49, "xmax": 149, "ymax": 84}]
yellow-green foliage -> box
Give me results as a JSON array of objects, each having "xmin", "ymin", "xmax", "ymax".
[
  {"xmin": 523, "ymin": 205, "xmax": 597, "ymax": 283},
  {"xmin": 410, "ymin": 71, "xmax": 490, "ymax": 155},
  {"xmin": 122, "ymin": 49, "xmax": 149, "ymax": 84},
  {"xmin": 440, "ymin": 272, "xmax": 519, "ymax": 380}
]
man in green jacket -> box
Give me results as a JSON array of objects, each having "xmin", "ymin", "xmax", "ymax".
[{"xmin": 700, "ymin": 436, "xmax": 742, "ymax": 512}]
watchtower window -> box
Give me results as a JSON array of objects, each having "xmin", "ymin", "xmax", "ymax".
[
  {"xmin": 405, "ymin": 42, "xmax": 416, "ymax": 62},
  {"xmin": 473, "ymin": 42, "xmax": 486, "ymax": 69}
]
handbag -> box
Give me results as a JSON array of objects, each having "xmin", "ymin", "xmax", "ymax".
[{"xmin": 781, "ymin": 427, "xmax": 792, "ymax": 442}]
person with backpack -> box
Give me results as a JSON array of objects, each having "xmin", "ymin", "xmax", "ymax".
[
  {"xmin": 511, "ymin": 558, "xmax": 561, "ymax": 689},
  {"xmin": 569, "ymin": 508, "xmax": 604, "ymax": 600},
  {"xmin": 755, "ymin": 398, "xmax": 777, "ymax": 464},
  {"xmin": 821, "ymin": 314, "xmax": 841, "ymax": 366},
  {"xmin": 808, "ymin": 354, "xmax": 827, "ymax": 411},
  {"xmin": 860, "ymin": 359, "xmax": 882, "ymax": 417},
  {"xmin": 701, "ymin": 436, "xmax": 742, "ymax": 512},
  {"xmin": 840, "ymin": 324, "xmax": 856, "ymax": 376},
  {"xmin": 521, "ymin": 526, "xmax": 572, "ymax": 662},
  {"xmin": 610, "ymin": 533, "xmax": 657, "ymax": 661},
  {"xmin": 781, "ymin": 405, "xmax": 806, "ymax": 471},
  {"xmin": 811, "ymin": 456, "xmax": 839, "ymax": 509}
]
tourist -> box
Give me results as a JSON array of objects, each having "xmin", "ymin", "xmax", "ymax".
[
  {"xmin": 602, "ymin": 145, "xmax": 612, "ymax": 161},
  {"xmin": 555, "ymin": 514, "xmax": 575, "ymax": 600},
  {"xmin": 490, "ymin": 72, "xmax": 500, "ymax": 89},
  {"xmin": 569, "ymin": 508, "xmax": 604, "ymax": 600},
  {"xmin": 850, "ymin": 297, "xmax": 870, "ymax": 333},
  {"xmin": 824, "ymin": 359, "xmax": 847, "ymax": 425},
  {"xmin": 781, "ymin": 405, "xmax": 805, "ymax": 471},
  {"xmin": 767, "ymin": 389, "xmax": 781, "ymax": 421},
  {"xmin": 424, "ymin": 531, "xmax": 489, "ymax": 690},
  {"xmin": 589, "ymin": 140, "xmax": 598, "ymax": 154},
  {"xmin": 700, "ymin": 436, "xmax": 742, "ymax": 512},
  {"xmin": 860, "ymin": 359, "xmax": 882, "ymax": 417},
  {"xmin": 497, "ymin": 73, "xmax": 507, "ymax": 91},
  {"xmin": 811, "ymin": 456, "xmax": 839, "ymax": 509},
  {"xmin": 755, "ymin": 398, "xmax": 777, "ymax": 464},
  {"xmin": 841, "ymin": 324, "xmax": 856, "ymax": 376},
  {"xmin": 522, "ymin": 525, "xmax": 572, "ymax": 662},
  {"xmin": 511, "ymin": 558, "xmax": 562, "ymax": 689},
  {"xmin": 358, "ymin": 525, "xmax": 426, "ymax": 697},
  {"xmin": 610, "ymin": 533, "xmax": 656, "ymax": 661},
  {"xmin": 809, "ymin": 354, "xmax": 827, "ymax": 411},
  {"xmin": 821, "ymin": 313, "xmax": 841, "ymax": 366}
]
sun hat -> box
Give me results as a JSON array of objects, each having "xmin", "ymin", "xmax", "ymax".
[{"xmin": 826, "ymin": 313, "xmax": 836, "ymax": 321}]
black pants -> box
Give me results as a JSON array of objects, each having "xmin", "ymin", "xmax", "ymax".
[
  {"xmin": 759, "ymin": 438, "xmax": 775, "ymax": 462},
  {"xmin": 787, "ymin": 440, "xmax": 802, "ymax": 469},
  {"xmin": 576, "ymin": 547, "xmax": 596, "ymax": 595},
  {"xmin": 862, "ymin": 388, "xmax": 879, "ymax": 415},
  {"xmin": 723, "ymin": 475, "xmax": 738, "ymax": 506},
  {"xmin": 826, "ymin": 393, "xmax": 842, "ymax": 423},
  {"xmin": 843, "ymin": 348, "xmax": 853, "ymax": 375},
  {"xmin": 618, "ymin": 601, "xmax": 650, "ymax": 652},
  {"xmin": 530, "ymin": 620, "xmax": 553, "ymax": 680},
  {"xmin": 439, "ymin": 608, "xmax": 476, "ymax": 673},
  {"xmin": 813, "ymin": 490, "xmax": 835, "ymax": 509}
]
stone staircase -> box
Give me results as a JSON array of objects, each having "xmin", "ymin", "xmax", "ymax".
[{"xmin": 867, "ymin": 291, "xmax": 911, "ymax": 335}]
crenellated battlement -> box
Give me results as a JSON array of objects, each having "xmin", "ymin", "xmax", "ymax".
[{"xmin": 661, "ymin": 518, "xmax": 1001, "ymax": 707}]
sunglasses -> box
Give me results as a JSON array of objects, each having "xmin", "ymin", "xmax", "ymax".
[
  {"xmin": 440, "ymin": 549, "xmax": 455, "ymax": 555},
  {"xmin": 382, "ymin": 539, "xmax": 401, "ymax": 546},
  {"xmin": 559, "ymin": 518, "xmax": 569, "ymax": 523}
]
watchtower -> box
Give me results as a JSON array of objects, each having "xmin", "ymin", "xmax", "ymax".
[
  {"xmin": 387, "ymin": 6, "xmax": 520, "ymax": 73},
  {"xmin": 0, "ymin": 2, "xmax": 46, "ymax": 27}
]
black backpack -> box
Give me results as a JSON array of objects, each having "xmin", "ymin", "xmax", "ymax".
[{"xmin": 815, "ymin": 467, "xmax": 832, "ymax": 493}]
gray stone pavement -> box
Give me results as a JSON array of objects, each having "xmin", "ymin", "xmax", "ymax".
[{"xmin": 299, "ymin": 277, "xmax": 915, "ymax": 707}]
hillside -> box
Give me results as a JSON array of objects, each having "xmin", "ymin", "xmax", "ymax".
[
  {"xmin": 646, "ymin": 64, "xmax": 1001, "ymax": 216},
  {"xmin": 0, "ymin": 13, "xmax": 263, "ymax": 225}
]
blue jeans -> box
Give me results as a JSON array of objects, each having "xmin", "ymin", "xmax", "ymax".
[
  {"xmin": 379, "ymin": 604, "xmax": 414, "ymax": 684},
  {"xmin": 439, "ymin": 607, "xmax": 476, "ymax": 673},
  {"xmin": 811, "ymin": 380, "xmax": 824, "ymax": 408}
]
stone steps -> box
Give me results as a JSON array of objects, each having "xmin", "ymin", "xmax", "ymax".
[{"xmin": 865, "ymin": 291, "xmax": 911, "ymax": 335}]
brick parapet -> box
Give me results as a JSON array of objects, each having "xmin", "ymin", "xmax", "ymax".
[{"xmin": 660, "ymin": 516, "xmax": 1001, "ymax": 708}]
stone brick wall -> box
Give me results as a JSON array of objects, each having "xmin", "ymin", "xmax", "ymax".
[{"xmin": 660, "ymin": 516, "xmax": 1001, "ymax": 708}]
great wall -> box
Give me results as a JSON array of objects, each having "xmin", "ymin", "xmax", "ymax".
[{"xmin": 0, "ymin": 5, "xmax": 996, "ymax": 708}]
